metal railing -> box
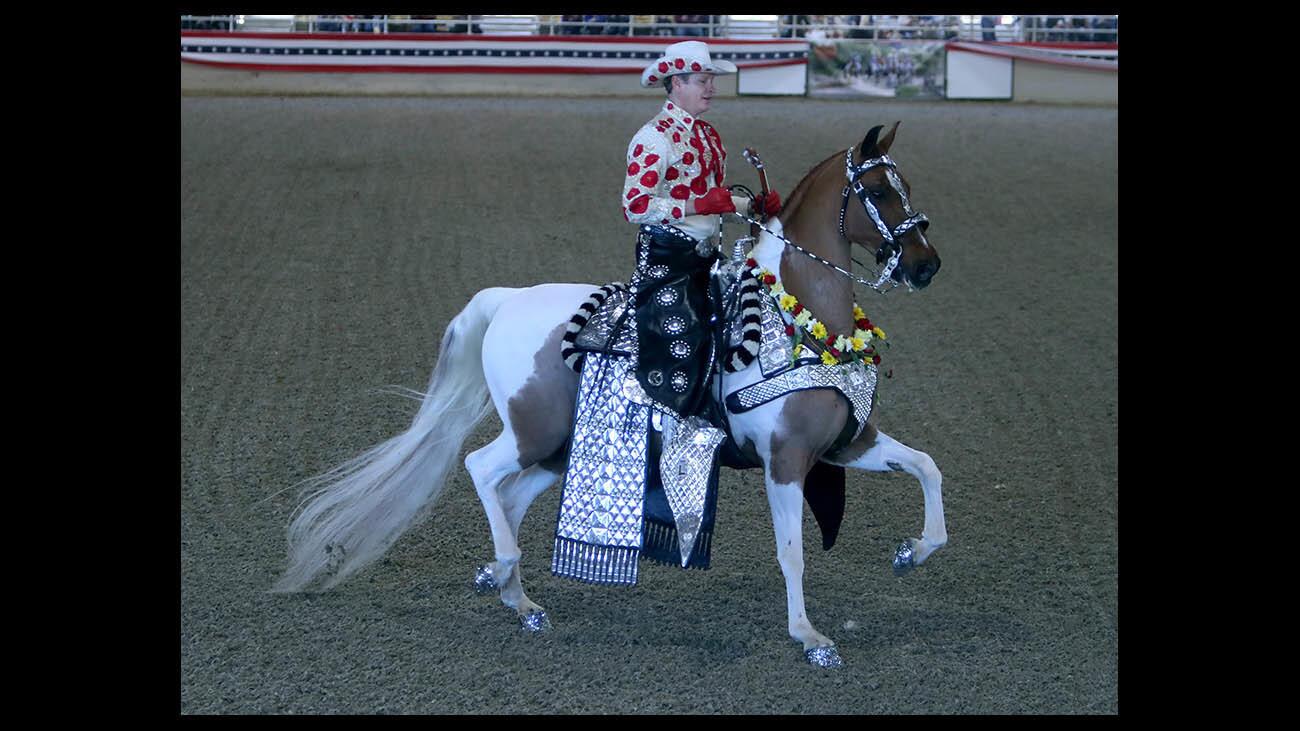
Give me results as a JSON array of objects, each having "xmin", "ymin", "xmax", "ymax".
[{"xmin": 179, "ymin": 15, "xmax": 1118, "ymax": 45}]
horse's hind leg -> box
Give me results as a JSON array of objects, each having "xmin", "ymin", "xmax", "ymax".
[
  {"xmin": 827, "ymin": 426, "xmax": 947, "ymax": 572},
  {"xmin": 465, "ymin": 433, "xmax": 559, "ymax": 630},
  {"xmin": 492, "ymin": 463, "xmax": 562, "ymax": 617}
]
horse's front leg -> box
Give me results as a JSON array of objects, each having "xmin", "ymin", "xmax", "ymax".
[
  {"xmin": 825, "ymin": 425, "xmax": 947, "ymax": 572},
  {"xmin": 763, "ymin": 469, "xmax": 841, "ymax": 666}
]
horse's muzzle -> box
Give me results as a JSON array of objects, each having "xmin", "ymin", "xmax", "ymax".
[{"xmin": 906, "ymin": 256, "xmax": 941, "ymax": 289}]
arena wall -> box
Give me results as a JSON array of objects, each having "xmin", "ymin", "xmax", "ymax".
[{"xmin": 180, "ymin": 33, "xmax": 1115, "ymax": 105}]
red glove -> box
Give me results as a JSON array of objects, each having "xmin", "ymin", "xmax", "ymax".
[
  {"xmin": 693, "ymin": 186, "xmax": 736, "ymax": 215},
  {"xmin": 762, "ymin": 190, "xmax": 782, "ymax": 217}
]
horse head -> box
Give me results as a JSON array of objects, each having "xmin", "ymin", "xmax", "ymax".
[{"xmin": 842, "ymin": 122, "xmax": 941, "ymax": 289}]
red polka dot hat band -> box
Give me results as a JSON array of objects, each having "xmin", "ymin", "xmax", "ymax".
[{"xmin": 640, "ymin": 41, "xmax": 738, "ymax": 88}]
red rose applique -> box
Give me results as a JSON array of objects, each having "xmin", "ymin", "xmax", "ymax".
[
  {"xmin": 627, "ymin": 162, "xmax": 640, "ymax": 176},
  {"xmin": 643, "ymin": 153, "xmax": 659, "ymax": 165},
  {"xmin": 661, "ymin": 218, "xmax": 669, "ymax": 224},
  {"xmin": 682, "ymin": 152, "xmax": 694, "ymax": 165},
  {"xmin": 640, "ymin": 170, "xmax": 659, "ymax": 187},
  {"xmin": 691, "ymin": 176, "xmax": 708, "ymax": 195},
  {"xmin": 672, "ymin": 132, "xmax": 681, "ymax": 143},
  {"xmin": 649, "ymin": 75, "xmax": 657, "ymax": 83},
  {"xmin": 665, "ymin": 167, "xmax": 680, "ymax": 181},
  {"xmin": 659, "ymin": 62, "xmax": 669, "ymax": 73},
  {"xmin": 629, "ymin": 195, "xmax": 650, "ymax": 214},
  {"xmin": 666, "ymin": 103, "xmax": 674, "ymax": 110},
  {"xmin": 674, "ymin": 58, "xmax": 684, "ymax": 69},
  {"xmin": 672, "ymin": 207, "xmax": 682, "ymax": 218},
  {"xmin": 633, "ymin": 144, "xmax": 643, "ymax": 157},
  {"xmin": 627, "ymin": 188, "xmax": 640, "ymax": 200},
  {"xmin": 670, "ymin": 185, "xmax": 691, "ymax": 200},
  {"xmin": 691, "ymin": 62, "xmax": 701, "ymax": 71}
]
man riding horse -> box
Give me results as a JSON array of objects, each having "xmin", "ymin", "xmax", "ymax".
[
  {"xmin": 550, "ymin": 41, "xmax": 783, "ymax": 584},
  {"xmin": 620, "ymin": 41, "xmax": 780, "ymax": 418}
]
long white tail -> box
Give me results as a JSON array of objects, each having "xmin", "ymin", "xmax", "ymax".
[{"xmin": 273, "ymin": 287, "xmax": 520, "ymax": 592}]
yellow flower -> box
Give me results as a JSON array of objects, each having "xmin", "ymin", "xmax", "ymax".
[
  {"xmin": 794, "ymin": 310, "xmax": 812, "ymax": 327},
  {"xmin": 851, "ymin": 337, "xmax": 866, "ymax": 351},
  {"xmin": 778, "ymin": 294, "xmax": 797, "ymax": 312},
  {"xmin": 872, "ymin": 326, "xmax": 886, "ymax": 340},
  {"xmin": 811, "ymin": 322, "xmax": 827, "ymax": 339},
  {"xmin": 792, "ymin": 344, "xmax": 804, "ymax": 357},
  {"xmin": 852, "ymin": 305, "xmax": 866, "ymax": 320},
  {"xmin": 821, "ymin": 351, "xmax": 839, "ymax": 366}
]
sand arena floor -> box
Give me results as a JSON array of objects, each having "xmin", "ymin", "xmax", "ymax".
[{"xmin": 180, "ymin": 95, "xmax": 1117, "ymax": 714}]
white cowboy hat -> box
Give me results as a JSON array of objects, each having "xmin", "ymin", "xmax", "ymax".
[{"xmin": 640, "ymin": 40, "xmax": 738, "ymax": 88}]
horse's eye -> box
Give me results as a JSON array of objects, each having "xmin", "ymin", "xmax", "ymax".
[{"xmin": 869, "ymin": 189, "xmax": 885, "ymax": 199}]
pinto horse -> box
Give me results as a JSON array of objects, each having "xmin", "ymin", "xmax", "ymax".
[{"xmin": 274, "ymin": 122, "xmax": 947, "ymax": 667}]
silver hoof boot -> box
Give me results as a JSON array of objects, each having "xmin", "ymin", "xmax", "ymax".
[
  {"xmin": 805, "ymin": 645, "xmax": 844, "ymax": 668},
  {"xmin": 520, "ymin": 609, "xmax": 551, "ymax": 633},
  {"xmin": 892, "ymin": 538, "xmax": 916, "ymax": 577},
  {"xmin": 473, "ymin": 564, "xmax": 500, "ymax": 595}
]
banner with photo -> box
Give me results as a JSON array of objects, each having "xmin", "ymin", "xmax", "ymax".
[{"xmin": 808, "ymin": 40, "xmax": 945, "ymax": 98}]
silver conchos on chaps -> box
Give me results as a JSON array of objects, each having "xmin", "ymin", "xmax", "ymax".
[{"xmin": 554, "ymin": 224, "xmax": 879, "ymax": 586}]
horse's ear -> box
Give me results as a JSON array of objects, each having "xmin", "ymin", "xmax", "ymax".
[
  {"xmin": 859, "ymin": 125, "xmax": 884, "ymax": 158},
  {"xmin": 877, "ymin": 121, "xmax": 901, "ymax": 154}
]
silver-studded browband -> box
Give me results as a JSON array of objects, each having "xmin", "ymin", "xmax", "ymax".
[{"xmin": 839, "ymin": 147, "xmax": 929, "ymax": 273}]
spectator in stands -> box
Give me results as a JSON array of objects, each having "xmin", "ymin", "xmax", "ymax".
[
  {"xmin": 981, "ymin": 16, "xmax": 996, "ymax": 41},
  {"xmin": 655, "ymin": 15, "xmax": 676, "ymax": 36},
  {"xmin": 582, "ymin": 14, "xmax": 609, "ymax": 35}
]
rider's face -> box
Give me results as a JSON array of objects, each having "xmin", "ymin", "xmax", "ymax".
[{"xmin": 668, "ymin": 73, "xmax": 717, "ymax": 117}]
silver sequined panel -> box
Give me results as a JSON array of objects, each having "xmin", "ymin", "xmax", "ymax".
[
  {"xmin": 556, "ymin": 353, "xmax": 649, "ymax": 549},
  {"xmin": 574, "ymin": 288, "xmax": 638, "ymax": 355},
  {"xmin": 659, "ymin": 414, "xmax": 726, "ymax": 566},
  {"xmin": 758, "ymin": 297, "xmax": 794, "ymax": 376},
  {"xmin": 730, "ymin": 361, "xmax": 877, "ymax": 440}
]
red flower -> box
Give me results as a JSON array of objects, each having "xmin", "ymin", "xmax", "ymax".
[
  {"xmin": 826, "ymin": 337, "xmax": 836, "ymax": 347},
  {"xmin": 691, "ymin": 61, "xmax": 702, "ymax": 71},
  {"xmin": 640, "ymin": 170, "xmax": 659, "ymax": 187},
  {"xmin": 665, "ymin": 167, "xmax": 680, "ymax": 181},
  {"xmin": 633, "ymin": 144, "xmax": 644, "ymax": 157},
  {"xmin": 792, "ymin": 303, "xmax": 803, "ymax": 315},
  {"xmin": 670, "ymin": 184, "xmax": 691, "ymax": 200},
  {"xmin": 785, "ymin": 325, "xmax": 795, "ymax": 336},
  {"xmin": 629, "ymin": 195, "xmax": 650, "ymax": 214},
  {"xmin": 856, "ymin": 318, "xmax": 869, "ymax": 330},
  {"xmin": 627, "ymin": 162, "xmax": 640, "ymax": 176},
  {"xmin": 626, "ymin": 188, "xmax": 640, "ymax": 200},
  {"xmin": 659, "ymin": 62, "xmax": 669, "ymax": 73},
  {"xmin": 872, "ymin": 355, "xmax": 881, "ymax": 365},
  {"xmin": 763, "ymin": 274, "xmax": 776, "ymax": 285},
  {"xmin": 746, "ymin": 258, "xmax": 757, "ymax": 268},
  {"xmin": 674, "ymin": 58, "xmax": 685, "ymax": 69},
  {"xmin": 644, "ymin": 153, "xmax": 660, "ymax": 166},
  {"xmin": 829, "ymin": 348, "xmax": 841, "ymax": 358}
]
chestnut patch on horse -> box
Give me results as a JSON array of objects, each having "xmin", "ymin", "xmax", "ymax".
[
  {"xmin": 507, "ymin": 323, "xmax": 578, "ymax": 468},
  {"xmin": 828, "ymin": 422, "xmax": 879, "ymax": 464},
  {"xmin": 767, "ymin": 390, "xmax": 848, "ymax": 485}
]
